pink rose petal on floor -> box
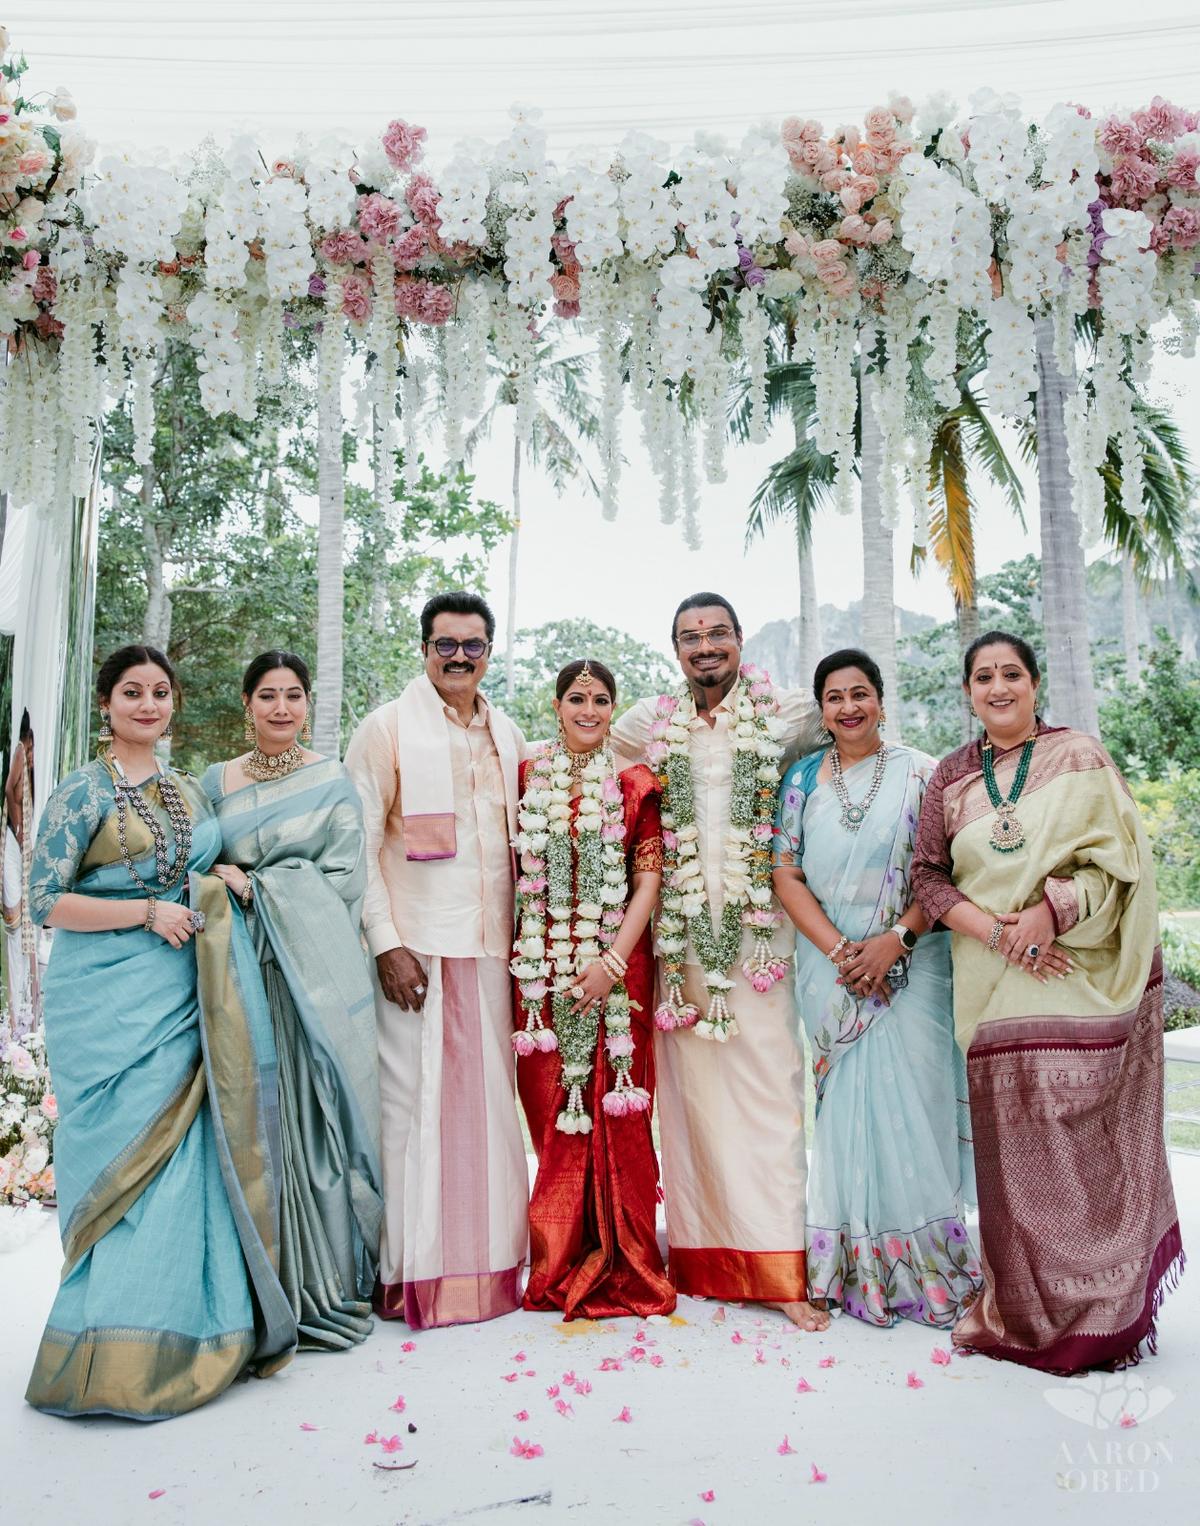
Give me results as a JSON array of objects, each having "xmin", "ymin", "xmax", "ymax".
[
  {"xmin": 363, "ymin": 1431, "xmax": 379, "ymax": 1445},
  {"xmin": 711, "ymin": 1306, "xmax": 726, "ymax": 1324},
  {"xmin": 614, "ymin": 1406, "xmax": 633, "ymax": 1422},
  {"xmin": 810, "ymin": 1463, "xmax": 828, "ymax": 1484},
  {"xmin": 778, "ymin": 1435, "xmax": 797, "ymax": 1455},
  {"xmin": 730, "ymin": 1332, "xmax": 744, "ymax": 1345},
  {"xmin": 554, "ymin": 1399, "xmax": 574, "ymax": 1418},
  {"xmin": 299, "ymin": 1422, "xmax": 320, "ymax": 1431},
  {"xmin": 817, "ymin": 1356, "xmax": 835, "ymax": 1368},
  {"xmin": 754, "ymin": 1349, "xmax": 767, "ymax": 1364},
  {"xmin": 514, "ymin": 1409, "xmax": 529, "ymax": 1421},
  {"xmin": 401, "ymin": 1340, "xmax": 416, "ymax": 1352},
  {"xmin": 574, "ymin": 1379, "xmax": 592, "ymax": 1396},
  {"xmin": 700, "ymin": 1490, "xmax": 716, "ymax": 1502},
  {"xmin": 389, "ymin": 1395, "xmax": 406, "ymax": 1413},
  {"xmin": 930, "ymin": 1347, "xmax": 952, "ymax": 1366},
  {"xmin": 796, "ymin": 1378, "xmax": 815, "ymax": 1393},
  {"xmin": 599, "ymin": 1357, "xmax": 624, "ymax": 1372},
  {"xmin": 634, "ymin": 1329, "xmax": 647, "ymax": 1342},
  {"xmin": 511, "ymin": 1436, "xmax": 544, "ymax": 1459},
  {"xmin": 546, "ymin": 1385, "xmax": 560, "ymax": 1398},
  {"xmin": 561, "ymin": 1370, "xmax": 576, "ymax": 1385},
  {"xmin": 514, "ymin": 1350, "xmax": 526, "ymax": 1361},
  {"xmin": 906, "ymin": 1371, "xmax": 925, "ymax": 1389},
  {"xmin": 628, "ymin": 1347, "xmax": 646, "ymax": 1363},
  {"xmin": 650, "ymin": 1354, "xmax": 665, "ymax": 1367},
  {"xmin": 501, "ymin": 1372, "xmax": 519, "ymax": 1383},
  {"xmin": 780, "ymin": 1357, "xmax": 791, "ymax": 1368},
  {"xmin": 148, "ymin": 1491, "xmax": 166, "ymax": 1501},
  {"xmin": 523, "ymin": 1369, "xmax": 536, "ymax": 1377},
  {"xmin": 379, "ymin": 1436, "xmax": 404, "ymax": 1454},
  {"xmin": 1119, "ymin": 1413, "xmax": 1138, "ymax": 1429}
]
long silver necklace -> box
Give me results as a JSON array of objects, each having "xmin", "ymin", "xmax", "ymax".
[
  {"xmin": 830, "ymin": 742, "xmax": 889, "ymax": 832},
  {"xmin": 105, "ymin": 749, "xmax": 192, "ymax": 893}
]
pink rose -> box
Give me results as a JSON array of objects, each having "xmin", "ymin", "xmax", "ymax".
[
  {"xmin": 890, "ymin": 94, "xmax": 915, "ymax": 124},
  {"xmin": 405, "ymin": 173, "xmax": 441, "ymax": 224},
  {"xmin": 863, "ymin": 107, "xmax": 896, "ymax": 142},
  {"xmin": 17, "ymin": 149, "xmax": 50, "ymax": 177},
  {"xmin": 812, "ymin": 143, "xmax": 838, "ymax": 175},
  {"xmin": 340, "ymin": 271, "xmax": 372, "ymax": 324},
  {"xmin": 381, "ymin": 118, "xmax": 428, "ymax": 171},
  {"xmin": 820, "ymin": 169, "xmax": 852, "ymax": 194},
  {"xmin": 357, "ymin": 192, "xmax": 405, "ymax": 245},
  {"xmin": 838, "ymin": 214, "xmax": 871, "ymax": 243},
  {"xmin": 869, "ymin": 218, "xmax": 894, "ymax": 245},
  {"xmin": 783, "ymin": 230, "xmax": 809, "ymax": 259},
  {"xmin": 271, "ymin": 159, "xmax": 297, "ymax": 179},
  {"xmin": 810, "ymin": 238, "xmax": 844, "ymax": 265},
  {"xmin": 550, "ymin": 271, "xmax": 580, "ymax": 302},
  {"xmin": 1132, "ymin": 95, "xmax": 1187, "ymax": 143},
  {"xmin": 21, "ymin": 249, "xmax": 39, "ymax": 270},
  {"xmin": 1098, "ymin": 116, "xmax": 1143, "ymax": 157},
  {"xmin": 1166, "ymin": 149, "xmax": 1200, "ymax": 189},
  {"xmin": 319, "ymin": 228, "xmax": 367, "ymax": 266},
  {"xmin": 6, "ymin": 227, "xmax": 28, "ymax": 245},
  {"xmin": 392, "ymin": 224, "xmax": 427, "ymax": 271},
  {"xmin": 5, "ymin": 1044, "xmax": 35, "ymax": 1080}
]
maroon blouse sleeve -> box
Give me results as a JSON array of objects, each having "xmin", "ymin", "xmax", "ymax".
[
  {"xmin": 910, "ymin": 759, "xmax": 968, "ymax": 926},
  {"xmin": 630, "ymin": 785, "xmax": 663, "ymax": 874}
]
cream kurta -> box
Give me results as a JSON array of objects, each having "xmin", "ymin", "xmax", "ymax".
[
  {"xmin": 611, "ymin": 683, "xmax": 823, "ymax": 1301},
  {"xmin": 344, "ymin": 683, "xmax": 528, "ymax": 1329}
]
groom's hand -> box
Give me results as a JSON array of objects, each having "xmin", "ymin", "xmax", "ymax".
[{"xmin": 377, "ymin": 947, "xmax": 428, "ymax": 1011}]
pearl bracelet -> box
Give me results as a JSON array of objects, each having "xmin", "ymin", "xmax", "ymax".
[{"xmin": 828, "ymin": 934, "xmax": 849, "ymax": 964}]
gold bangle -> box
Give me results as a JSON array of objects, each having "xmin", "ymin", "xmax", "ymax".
[
  {"xmin": 240, "ymin": 879, "xmax": 253, "ymax": 911},
  {"xmin": 144, "ymin": 895, "xmax": 157, "ymax": 931}
]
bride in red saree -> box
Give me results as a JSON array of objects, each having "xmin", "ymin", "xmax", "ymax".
[{"xmin": 511, "ymin": 659, "xmax": 675, "ymax": 1320}]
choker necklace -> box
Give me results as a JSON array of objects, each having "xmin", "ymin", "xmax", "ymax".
[
  {"xmin": 981, "ymin": 732, "xmax": 1037, "ymax": 853},
  {"xmin": 830, "ymin": 741, "xmax": 889, "ymax": 831},
  {"xmin": 245, "ymin": 741, "xmax": 305, "ymax": 782},
  {"xmin": 557, "ymin": 736, "xmax": 602, "ymax": 783},
  {"xmin": 104, "ymin": 749, "xmax": 192, "ymax": 894}
]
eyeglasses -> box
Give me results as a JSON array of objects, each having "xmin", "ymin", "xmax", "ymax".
[
  {"xmin": 429, "ymin": 637, "xmax": 491, "ymax": 660},
  {"xmin": 676, "ymin": 626, "xmax": 736, "ymax": 652}
]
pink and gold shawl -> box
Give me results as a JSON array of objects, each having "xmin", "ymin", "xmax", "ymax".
[{"xmin": 913, "ymin": 725, "xmax": 1182, "ymax": 1374}]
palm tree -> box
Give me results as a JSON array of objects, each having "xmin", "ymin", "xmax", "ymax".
[{"xmin": 463, "ymin": 336, "xmax": 601, "ymax": 701}]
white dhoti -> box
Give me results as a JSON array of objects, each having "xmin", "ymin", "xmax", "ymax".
[
  {"xmin": 656, "ymin": 962, "xmax": 809, "ymax": 1301},
  {"xmin": 374, "ymin": 953, "xmax": 528, "ymax": 1328}
]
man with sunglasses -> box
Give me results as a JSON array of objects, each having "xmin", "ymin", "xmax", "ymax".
[
  {"xmin": 612, "ymin": 592, "xmax": 828, "ymax": 1332},
  {"xmin": 346, "ymin": 591, "xmax": 529, "ymax": 1330}
]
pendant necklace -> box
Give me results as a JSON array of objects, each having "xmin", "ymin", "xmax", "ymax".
[
  {"xmin": 981, "ymin": 732, "xmax": 1037, "ymax": 853},
  {"xmin": 830, "ymin": 742, "xmax": 889, "ymax": 832},
  {"xmin": 104, "ymin": 748, "xmax": 192, "ymax": 893},
  {"xmin": 245, "ymin": 741, "xmax": 305, "ymax": 782}
]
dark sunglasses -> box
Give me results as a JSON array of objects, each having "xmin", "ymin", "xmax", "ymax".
[{"xmin": 429, "ymin": 637, "xmax": 491, "ymax": 660}]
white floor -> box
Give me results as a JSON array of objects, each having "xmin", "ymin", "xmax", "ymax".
[{"xmin": 2, "ymin": 1159, "xmax": 1197, "ymax": 1526}]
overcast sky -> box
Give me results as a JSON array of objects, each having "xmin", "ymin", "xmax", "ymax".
[{"xmin": 9, "ymin": 0, "xmax": 1200, "ymax": 656}]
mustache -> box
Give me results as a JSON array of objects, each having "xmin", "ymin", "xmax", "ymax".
[{"xmin": 441, "ymin": 662, "xmax": 475, "ymax": 673}]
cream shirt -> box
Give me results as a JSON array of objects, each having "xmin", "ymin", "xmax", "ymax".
[
  {"xmin": 345, "ymin": 691, "xmax": 525, "ymax": 962},
  {"xmin": 611, "ymin": 682, "xmax": 822, "ymax": 964}
]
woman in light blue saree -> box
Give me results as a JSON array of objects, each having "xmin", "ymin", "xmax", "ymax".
[
  {"xmin": 26, "ymin": 646, "xmax": 296, "ymax": 1420},
  {"xmin": 773, "ymin": 649, "xmax": 980, "ymax": 1328},
  {"xmin": 202, "ymin": 650, "xmax": 382, "ymax": 1350}
]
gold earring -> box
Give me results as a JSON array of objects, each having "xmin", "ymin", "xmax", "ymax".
[
  {"xmin": 243, "ymin": 704, "xmax": 255, "ymax": 744},
  {"xmin": 161, "ymin": 720, "xmax": 173, "ymax": 741},
  {"xmin": 98, "ymin": 710, "xmax": 113, "ymax": 742},
  {"xmin": 879, "ymin": 708, "xmax": 888, "ymax": 731},
  {"xmin": 300, "ymin": 709, "xmax": 312, "ymax": 744}
]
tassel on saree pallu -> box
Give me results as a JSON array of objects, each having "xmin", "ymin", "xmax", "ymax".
[{"xmin": 957, "ymin": 952, "xmax": 1183, "ymax": 1375}]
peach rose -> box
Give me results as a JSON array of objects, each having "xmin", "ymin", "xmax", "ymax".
[{"xmin": 864, "ymin": 107, "xmax": 896, "ymax": 142}]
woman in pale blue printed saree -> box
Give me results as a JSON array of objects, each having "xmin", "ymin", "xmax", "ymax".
[
  {"xmin": 203, "ymin": 650, "xmax": 382, "ymax": 1350},
  {"xmin": 26, "ymin": 646, "xmax": 296, "ymax": 1420},
  {"xmin": 773, "ymin": 649, "xmax": 980, "ymax": 1328}
]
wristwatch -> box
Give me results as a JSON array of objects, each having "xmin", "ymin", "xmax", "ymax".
[{"xmin": 892, "ymin": 924, "xmax": 917, "ymax": 953}]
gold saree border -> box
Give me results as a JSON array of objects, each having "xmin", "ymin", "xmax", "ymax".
[
  {"xmin": 669, "ymin": 1247, "xmax": 808, "ymax": 1302},
  {"xmin": 26, "ymin": 1325, "xmax": 256, "ymax": 1421}
]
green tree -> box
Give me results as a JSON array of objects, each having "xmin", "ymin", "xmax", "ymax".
[
  {"xmin": 485, "ymin": 618, "xmax": 676, "ymax": 741},
  {"xmin": 1099, "ymin": 635, "xmax": 1200, "ymax": 782}
]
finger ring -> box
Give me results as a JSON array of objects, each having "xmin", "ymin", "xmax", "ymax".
[
  {"xmin": 189, "ymin": 911, "xmax": 206, "ymax": 933},
  {"xmin": 414, "ymin": 983, "xmax": 425, "ymax": 995},
  {"xmin": 1026, "ymin": 944, "xmax": 1040, "ymax": 961},
  {"xmin": 570, "ymin": 985, "xmax": 585, "ymax": 999}
]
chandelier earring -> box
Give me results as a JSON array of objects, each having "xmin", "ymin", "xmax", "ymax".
[
  {"xmin": 161, "ymin": 719, "xmax": 173, "ymax": 741},
  {"xmin": 98, "ymin": 709, "xmax": 113, "ymax": 743},
  {"xmin": 817, "ymin": 724, "xmax": 834, "ymax": 746},
  {"xmin": 879, "ymin": 708, "xmax": 888, "ymax": 732},
  {"xmin": 243, "ymin": 704, "xmax": 256, "ymax": 744},
  {"xmin": 300, "ymin": 709, "xmax": 312, "ymax": 744}
]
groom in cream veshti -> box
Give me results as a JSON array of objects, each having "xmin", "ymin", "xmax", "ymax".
[{"xmin": 611, "ymin": 591, "xmax": 829, "ymax": 1330}]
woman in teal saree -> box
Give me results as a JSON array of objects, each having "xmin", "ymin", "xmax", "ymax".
[
  {"xmin": 202, "ymin": 650, "xmax": 382, "ymax": 1350},
  {"xmin": 773, "ymin": 650, "xmax": 980, "ymax": 1328},
  {"xmin": 26, "ymin": 646, "xmax": 296, "ymax": 1421}
]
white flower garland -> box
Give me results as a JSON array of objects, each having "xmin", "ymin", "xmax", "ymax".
[
  {"xmin": 647, "ymin": 665, "xmax": 789, "ymax": 1042},
  {"xmin": 510, "ymin": 742, "xmax": 649, "ymax": 1132}
]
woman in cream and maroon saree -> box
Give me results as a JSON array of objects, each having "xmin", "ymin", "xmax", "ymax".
[
  {"xmin": 511, "ymin": 660, "xmax": 675, "ymax": 1320},
  {"xmin": 912, "ymin": 631, "xmax": 1182, "ymax": 1375}
]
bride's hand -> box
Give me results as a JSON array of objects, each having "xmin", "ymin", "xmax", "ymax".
[
  {"xmin": 211, "ymin": 863, "xmax": 250, "ymax": 900},
  {"xmin": 567, "ymin": 960, "xmax": 617, "ymax": 1016}
]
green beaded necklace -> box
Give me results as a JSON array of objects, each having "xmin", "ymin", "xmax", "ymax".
[{"xmin": 980, "ymin": 732, "xmax": 1037, "ymax": 853}]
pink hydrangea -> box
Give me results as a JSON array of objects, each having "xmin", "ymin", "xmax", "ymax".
[
  {"xmin": 357, "ymin": 193, "xmax": 406, "ymax": 245},
  {"xmin": 319, "ymin": 228, "xmax": 367, "ymax": 266},
  {"xmin": 381, "ymin": 118, "xmax": 428, "ymax": 172},
  {"xmin": 1161, "ymin": 204, "xmax": 1200, "ymax": 249},
  {"xmin": 392, "ymin": 224, "xmax": 428, "ymax": 271},
  {"xmin": 405, "ymin": 173, "xmax": 441, "ymax": 224},
  {"xmin": 1109, "ymin": 153, "xmax": 1161, "ymax": 205},
  {"xmin": 340, "ymin": 272, "xmax": 372, "ymax": 324},
  {"xmin": 1166, "ymin": 150, "xmax": 1200, "ymax": 189},
  {"xmin": 32, "ymin": 266, "xmax": 57, "ymax": 304},
  {"xmin": 1132, "ymin": 95, "xmax": 1188, "ymax": 143},
  {"xmin": 1098, "ymin": 116, "xmax": 1143, "ymax": 157}
]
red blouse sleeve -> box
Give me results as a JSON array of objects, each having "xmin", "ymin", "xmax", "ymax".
[
  {"xmin": 631, "ymin": 788, "xmax": 663, "ymax": 874},
  {"xmin": 910, "ymin": 760, "xmax": 969, "ymax": 927}
]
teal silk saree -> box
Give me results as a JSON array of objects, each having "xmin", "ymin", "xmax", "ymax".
[
  {"xmin": 26, "ymin": 759, "xmax": 296, "ymax": 1420},
  {"xmin": 202, "ymin": 757, "xmax": 382, "ymax": 1350}
]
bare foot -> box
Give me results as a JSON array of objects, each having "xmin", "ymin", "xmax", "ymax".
[{"xmin": 764, "ymin": 1299, "xmax": 831, "ymax": 1332}]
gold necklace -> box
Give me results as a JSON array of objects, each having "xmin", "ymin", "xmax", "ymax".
[{"xmin": 245, "ymin": 741, "xmax": 305, "ymax": 782}]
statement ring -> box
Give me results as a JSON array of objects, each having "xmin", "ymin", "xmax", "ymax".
[
  {"xmin": 570, "ymin": 985, "xmax": 585, "ymax": 999},
  {"xmin": 1026, "ymin": 944, "xmax": 1040, "ymax": 961},
  {"xmin": 414, "ymin": 983, "xmax": 425, "ymax": 995},
  {"xmin": 189, "ymin": 911, "xmax": 206, "ymax": 933}
]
